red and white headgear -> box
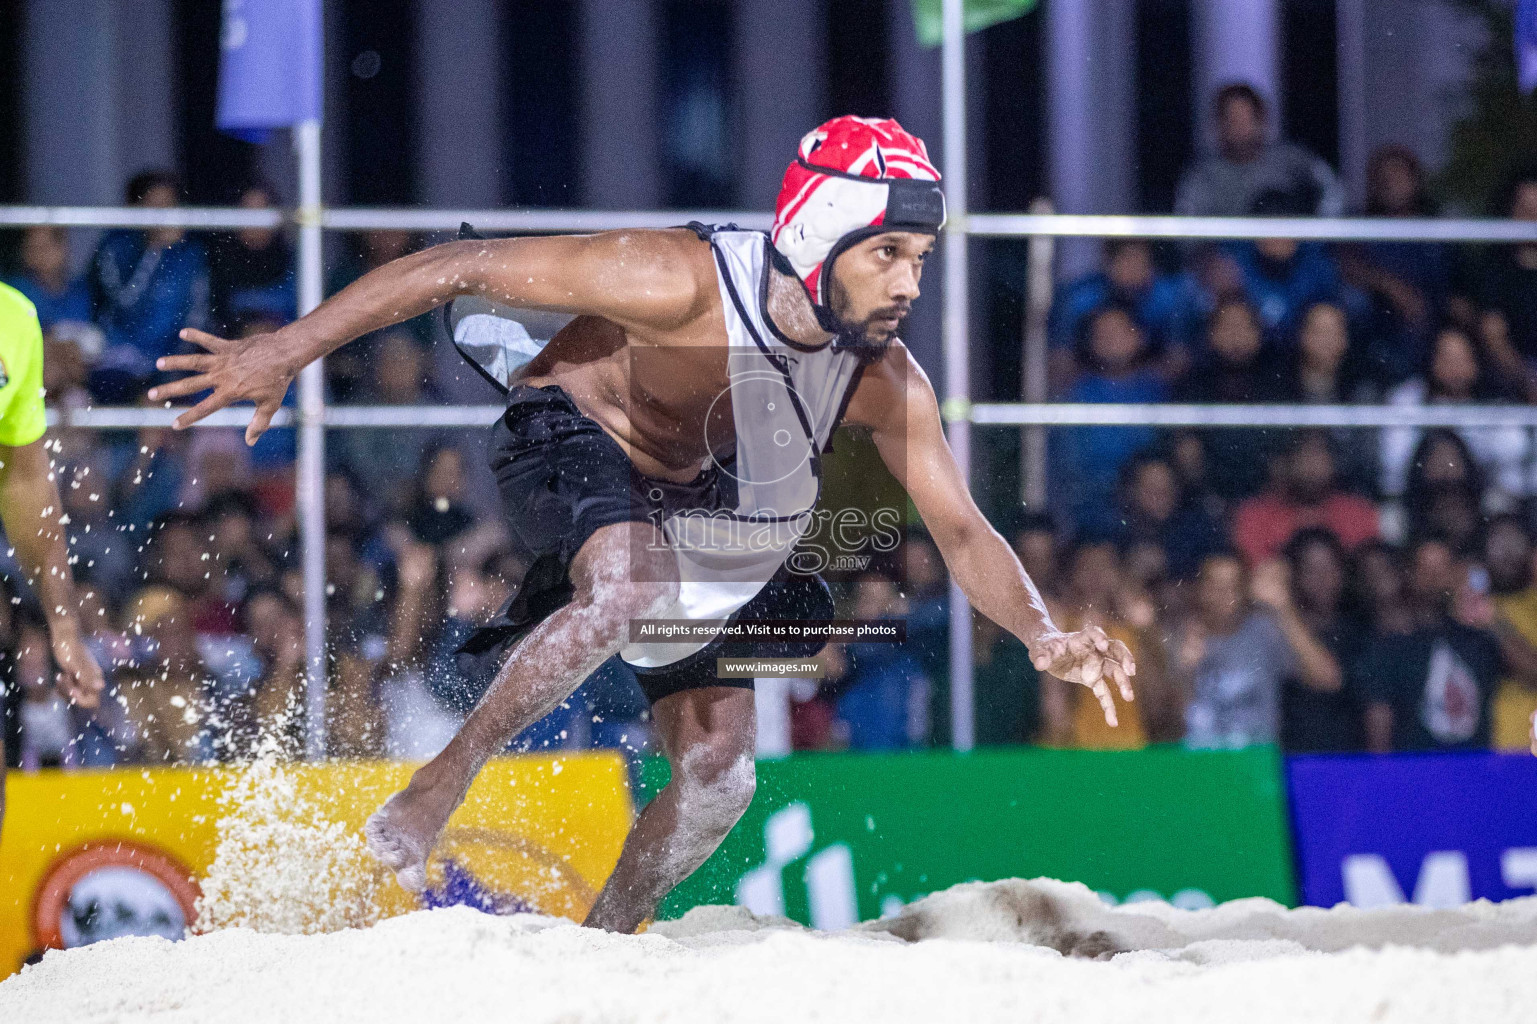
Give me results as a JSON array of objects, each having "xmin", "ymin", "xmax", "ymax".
[{"xmin": 771, "ymin": 116, "xmax": 945, "ymax": 308}]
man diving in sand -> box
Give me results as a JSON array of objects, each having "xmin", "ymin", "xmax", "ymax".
[{"xmin": 149, "ymin": 116, "xmax": 1136, "ymax": 933}]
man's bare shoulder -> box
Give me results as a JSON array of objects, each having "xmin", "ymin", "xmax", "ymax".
[
  {"xmin": 575, "ymin": 227, "xmax": 716, "ymax": 283},
  {"xmin": 568, "ymin": 227, "xmax": 719, "ymax": 326},
  {"xmin": 462, "ymin": 226, "xmax": 719, "ymax": 333},
  {"xmin": 842, "ymin": 340, "xmax": 936, "ymax": 432},
  {"xmin": 583, "ymin": 225, "xmax": 714, "ymax": 260}
]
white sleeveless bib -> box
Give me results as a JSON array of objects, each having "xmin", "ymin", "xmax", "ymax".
[
  {"xmin": 448, "ymin": 227, "xmax": 865, "ymax": 669},
  {"xmin": 618, "ymin": 230, "xmax": 864, "ymax": 668}
]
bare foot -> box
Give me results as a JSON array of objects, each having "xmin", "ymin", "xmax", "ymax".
[{"xmin": 363, "ymin": 781, "xmax": 460, "ymax": 894}]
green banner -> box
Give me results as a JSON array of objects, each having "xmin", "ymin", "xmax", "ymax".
[
  {"xmin": 909, "ymin": 0, "xmax": 1040, "ymax": 48},
  {"xmin": 642, "ymin": 746, "xmax": 1295, "ymax": 926}
]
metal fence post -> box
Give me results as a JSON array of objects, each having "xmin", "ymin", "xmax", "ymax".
[
  {"xmin": 1022, "ymin": 197, "xmax": 1054, "ymax": 508},
  {"xmin": 295, "ymin": 118, "xmax": 328, "ymax": 759},
  {"xmin": 941, "ymin": 0, "xmax": 974, "ymax": 753}
]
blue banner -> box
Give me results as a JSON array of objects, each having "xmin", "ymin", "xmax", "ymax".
[
  {"xmin": 217, "ymin": 0, "xmax": 323, "ymax": 141},
  {"xmin": 1287, "ymin": 752, "xmax": 1537, "ymax": 908},
  {"xmin": 1520, "ymin": 0, "xmax": 1537, "ymax": 94}
]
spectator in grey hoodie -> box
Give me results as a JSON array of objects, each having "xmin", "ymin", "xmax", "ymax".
[{"xmin": 1175, "ymin": 83, "xmax": 1344, "ymax": 220}]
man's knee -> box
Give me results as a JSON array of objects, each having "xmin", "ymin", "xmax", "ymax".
[
  {"xmin": 574, "ymin": 523, "xmax": 680, "ymax": 621},
  {"xmin": 673, "ymin": 734, "xmax": 757, "ymax": 832},
  {"xmin": 578, "ymin": 575, "xmax": 679, "ymax": 628}
]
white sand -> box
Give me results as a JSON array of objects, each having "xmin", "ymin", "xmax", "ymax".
[{"xmin": 5, "ymin": 877, "xmax": 1536, "ymax": 1023}]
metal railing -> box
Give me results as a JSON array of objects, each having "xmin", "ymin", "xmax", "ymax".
[
  {"xmin": 10, "ymin": 204, "xmax": 1535, "ymax": 242},
  {"xmin": 9, "ymin": 200, "xmax": 1537, "ymax": 758}
]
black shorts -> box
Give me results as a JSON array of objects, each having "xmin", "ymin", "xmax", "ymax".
[{"xmin": 458, "ymin": 383, "xmax": 832, "ymax": 705}]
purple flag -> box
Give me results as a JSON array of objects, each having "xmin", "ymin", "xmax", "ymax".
[
  {"xmin": 217, "ymin": 0, "xmax": 323, "ymax": 142},
  {"xmin": 1520, "ymin": 0, "xmax": 1537, "ymax": 94}
]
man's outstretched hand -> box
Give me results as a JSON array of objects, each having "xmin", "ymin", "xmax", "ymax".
[
  {"xmin": 1029, "ymin": 625, "xmax": 1137, "ymax": 727},
  {"xmin": 147, "ymin": 327, "xmax": 297, "ymax": 445}
]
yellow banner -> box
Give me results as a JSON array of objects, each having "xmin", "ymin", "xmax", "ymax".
[{"xmin": 0, "ymin": 754, "xmax": 634, "ymax": 977}]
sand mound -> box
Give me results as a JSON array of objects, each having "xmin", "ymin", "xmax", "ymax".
[
  {"xmin": 5, "ymin": 878, "xmax": 1537, "ymax": 1023},
  {"xmin": 838, "ymin": 877, "xmax": 1537, "ymax": 959}
]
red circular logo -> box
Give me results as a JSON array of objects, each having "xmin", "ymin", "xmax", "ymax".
[{"xmin": 32, "ymin": 841, "xmax": 202, "ymax": 950}]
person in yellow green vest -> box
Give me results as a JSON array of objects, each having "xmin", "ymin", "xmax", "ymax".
[{"xmin": 0, "ymin": 282, "xmax": 104, "ymax": 837}]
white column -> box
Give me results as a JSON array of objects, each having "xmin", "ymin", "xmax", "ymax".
[
  {"xmin": 1336, "ymin": 0, "xmax": 1368, "ymax": 205},
  {"xmin": 579, "ymin": 0, "xmax": 662, "ymax": 208},
  {"xmin": 1192, "ymin": 0, "xmax": 1282, "ymax": 151},
  {"xmin": 887, "ymin": 0, "xmax": 945, "ymax": 376},
  {"xmin": 23, "ymin": 0, "xmax": 115, "ymax": 204},
  {"xmin": 113, "ymin": 0, "xmax": 177, "ymax": 182},
  {"xmin": 889, "ymin": 0, "xmax": 942, "ymax": 168},
  {"xmin": 322, "ymin": 0, "xmax": 348, "ymax": 206},
  {"xmin": 22, "ymin": 0, "xmax": 175, "ymax": 205},
  {"xmin": 1338, "ymin": 0, "xmax": 1483, "ymax": 207},
  {"xmin": 736, "ymin": 0, "xmax": 826, "ymax": 209},
  {"xmin": 415, "ymin": 0, "xmax": 504, "ymax": 209},
  {"xmin": 1047, "ymin": 0, "xmax": 1136, "ymax": 279}
]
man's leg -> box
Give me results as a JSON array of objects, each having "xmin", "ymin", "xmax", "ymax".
[
  {"xmin": 584, "ymin": 686, "xmax": 756, "ymax": 933},
  {"xmin": 365, "ymin": 520, "xmax": 678, "ymax": 891}
]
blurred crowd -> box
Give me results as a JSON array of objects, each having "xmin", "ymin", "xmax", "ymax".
[
  {"xmin": 4, "ymin": 81, "xmax": 1537, "ymax": 769},
  {"xmin": 765, "ymin": 83, "xmax": 1537, "ymax": 759}
]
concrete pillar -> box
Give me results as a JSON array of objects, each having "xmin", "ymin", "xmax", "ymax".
[
  {"xmin": 1192, "ymin": 0, "xmax": 1282, "ymax": 152},
  {"xmin": 114, "ymin": 0, "xmax": 177, "ymax": 182},
  {"xmin": 886, "ymin": 1, "xmax": 947, "ymax": 379},
  {"xmin": 323, "ymin": 0, "xmax": 348, "ymax": 206},
  {"xmin": 411, "ymin": 3, "xmax": 510, "ymax": 413},
  {"xmin": 23, "ymin": 0, "xmax": 176, "ymax": 205},
  {"xmin": 1336, "ymin": 0, "xmax": 1368, "ymax": 205},
  {"xmin": 1047, "ymin": 0, "xmax": 1136, "ymax": 279},
  {"xmin": 1338, "ymin": 0, "xmax": 1482, "ymax": 206},
  {"xmin": 736, "ymin": 0, "xmax": 826, "ymax": 209},
  {"xmin": 579, "ymin": 0, "xmax": 662, "ymax": 208},
  {"xmin": 415, "ymin": 0, "xmax": 505, "ymax": 208}
]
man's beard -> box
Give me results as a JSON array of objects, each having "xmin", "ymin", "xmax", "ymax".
[
  {"xmin": 826, "ymin": 280, "xmax": 909, "ymax": 364},
  {"xmin": 831, "ymin": 319, "xmax": 896, "ymax": 363}
]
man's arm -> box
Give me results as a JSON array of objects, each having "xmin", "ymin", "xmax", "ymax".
[
  {"xmin": 846, "ymin": 345, "xmax": 1135, "ymax": 724},
  {"xmin": 149, "ymin": 229, "xmax": 713, "ymax": 443},
  {"xmin": 0, "ymin": 439, "xmax": 104, "ymax": 707}
]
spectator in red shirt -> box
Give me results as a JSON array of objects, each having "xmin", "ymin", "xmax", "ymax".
[{"xmin": 1233, "ymin": 430, "xmax": 1380, "ymax": 565}]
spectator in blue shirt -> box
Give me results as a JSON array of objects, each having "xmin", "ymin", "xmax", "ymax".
[
  {"xmin": 834, "ymin": 571, "xmax": 931, "ymax": 750},
  {"xmin": 87, "ymin": 171, "xmax": 211, "ymax": 402},
  {"xmin": 5, "ymin": 226, "xmax": 104, "ymax": 394},
  {"xmin": 1227, "ymin": 188, "xmax": 1345, "ymax": 349},
  {"xmin": 6, "ymin": 226, "xmax": 94, "ymax": 331},
  {"xmin": 1177, "ymin": 297, "xmax": 1289, "ymax": 501},
  {"xmin": 1052, "ymin": 303, "xmax": 1170, "ymax": 536},
  {"xmin": 1113, "ymin": 451, "xmax": 1229, "ymax": 582},
  {"xmin": 207, "ymin": 183, "xmax": 296, "ymax": 334},
  {"xmin": 1048, "ymin": 238, "xmax": 1193, "ymax": 393},
  {"xmin": 1339, "ymin": 145, "xmax": 1448, "ymax": 387}
]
